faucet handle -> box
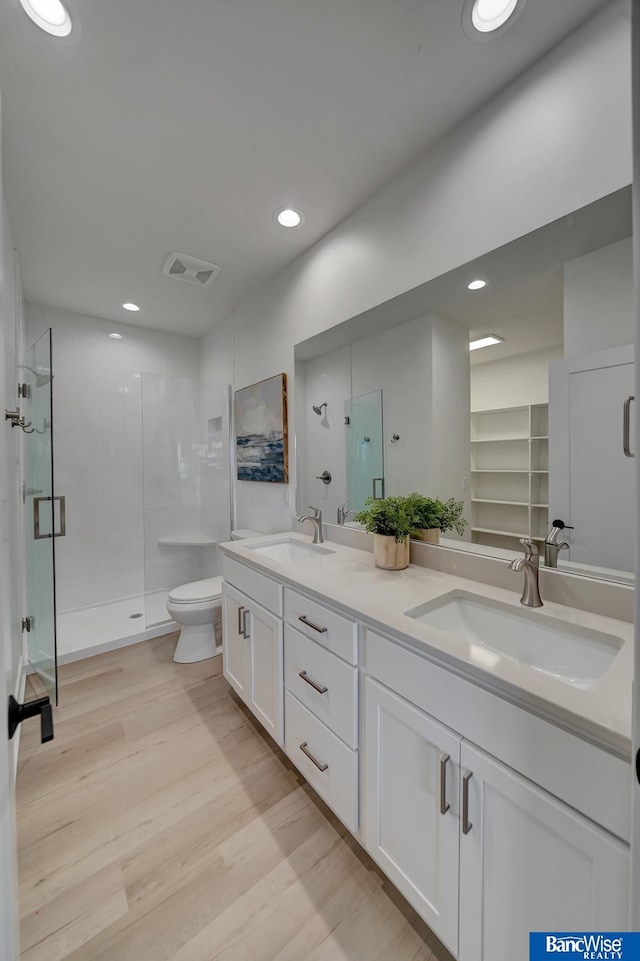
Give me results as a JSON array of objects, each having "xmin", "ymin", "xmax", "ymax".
[
  {"xmin": 308, "ymin": 505, "xmax": 321, "ymax": 518},
  {"xmin": 519, "ymin": 538, "xmax": 539, "ymax": 557}
]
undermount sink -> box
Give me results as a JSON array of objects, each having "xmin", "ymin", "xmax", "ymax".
[
  {"xmin": 245, "ymin": 537, "xmax": 335, "ymax": 563},
  {"xmin": 404, "ymin": 590, "xmax": 624, "ymax": 689}
]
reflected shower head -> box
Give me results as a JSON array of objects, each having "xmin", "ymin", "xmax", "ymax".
[{"xmin": 312, "ymin": 402, "xmax": 327, "ymax": 416}]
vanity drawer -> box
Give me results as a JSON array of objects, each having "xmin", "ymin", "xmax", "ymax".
[
  {"xmin": 284, "ymin": 625, "xmax": 358, "ymax": 748},
  {"xmin": 222, "ymin": 556, "xmax": 282, "ymax": 616},
  {"xmin": 284, "ymin": 690, "xmax": 358, "ymax": 832},
  {"xmin": 284, "ymin": 588, "xmax": 357, "ymax": 664}
]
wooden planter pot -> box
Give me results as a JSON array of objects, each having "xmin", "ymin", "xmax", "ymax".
[
  {"xmin": 373, "ymin": 534, "xmax": 410, "ymax": 571},
  {"xmin": 414, "ymin": 528, "xmax": 440, "ymax": 544}
]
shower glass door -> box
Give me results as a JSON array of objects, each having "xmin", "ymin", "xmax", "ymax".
[
  {"xmin": 345, "ymin": 389, "xmax": 384, "ymax": 513},
  {"xmin": 23, "ymin": 329, "xmax": 58, "ymax": 704}
]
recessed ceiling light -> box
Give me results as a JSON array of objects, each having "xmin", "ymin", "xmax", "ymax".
[
  {"xmin": 121, "ymin": 302, "xmax": 140, "ymax": 312},
  {"xmin": 18, "ymin": 0, "xmax": 72, "ymax": 36},
  {"xmin": 274, "ymin": 207, "xmax": 305, "ymax": 228},
  {"xmin": 108, "ymin": 332, "xmax": 123, "ymax": 340},
  {"xmin": 469, "ymin": 334, "xmax": 504, "ymax": 351},
  {"xmin": 462, "ymin": 0, "xmax": 525, "ymax": 39},
  {"xmin": 467, "ymin": 279, "xmax": 487, "ymax": 290}
]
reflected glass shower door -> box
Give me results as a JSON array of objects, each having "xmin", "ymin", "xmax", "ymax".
[
  {"xmin": 345, "ymin": 389, "xmax": 384, "ymax": 513},
  {"xmin": 23, "ymin": 329, "xmax": 58, "ymax": 704}
]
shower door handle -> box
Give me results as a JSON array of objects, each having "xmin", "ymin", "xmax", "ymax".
[
  {"xmin": 372, "ymin": 477, "xmax": 385, "ymax": 500},
  {"xmin": 623, "ymin": 395, "xmax": 635, "ymax": 457},
  {"xmin": 33, "ymin": 495, "xmax": 66, "ymax": 539}
]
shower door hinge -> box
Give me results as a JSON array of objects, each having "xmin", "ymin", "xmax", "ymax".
[
  {"xmin": 21, "ymin": 616, "xmax": 32, "ymax": 633},
  {"xmin": 344, "ymin": 416, "xmax": 350, "ymax": 426},
  {"xmin": 18, "ymin": 383, "xmax": 31, "ymax": 399}
]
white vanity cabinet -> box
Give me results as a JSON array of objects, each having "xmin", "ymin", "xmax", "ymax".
[
  {"xmin": 282, "ymin": 587, "xmax": 359, "ymax": 832},
  {"xmin": 364, "ymin": 677, "xmax": 461, "ymax": 955},
  {"xmin": 221, "ymin": 566, "xmax": 284, "ymax": 747},
  {"xmin": 363, "ymin": 629, "xmax": 630, "ymax": 961},
  {"xmin": 458, "ymin": 742, "xmax": 630, "ymax": 961},
  {"xmin": 220, "ymin": 545, "xmax": 631, "ymax": 960}
]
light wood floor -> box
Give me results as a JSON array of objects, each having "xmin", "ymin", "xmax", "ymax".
[{"xmin": 16, "ymin": 634, "xmax": 454, "ymax": 961}]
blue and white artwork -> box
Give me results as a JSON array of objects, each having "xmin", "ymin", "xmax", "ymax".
[{"xmin": 235, "ymin": 373, "xmax": 288, "ymax": 483}]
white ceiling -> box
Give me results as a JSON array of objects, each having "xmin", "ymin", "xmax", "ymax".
[{"xmin": 0, "ymin": 0, "xmax": 613, "ymax": 337}]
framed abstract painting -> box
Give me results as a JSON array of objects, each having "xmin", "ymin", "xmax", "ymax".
[{"xmin": 235, "ymin": 373, "xmax": 288, "ymax": 483}]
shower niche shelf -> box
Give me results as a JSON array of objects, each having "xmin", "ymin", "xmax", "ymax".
[{"xmin": 158, "ymin": 535, "xmax": 217, "ymax": 547}]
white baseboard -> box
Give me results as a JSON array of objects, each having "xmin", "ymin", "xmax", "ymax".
[{"xmin": 11, "ymin": 654, "xmax": 27, "ymax": 785}]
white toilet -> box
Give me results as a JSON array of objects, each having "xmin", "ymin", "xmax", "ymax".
[{"xmin": 166, "ymin": 529, "xmax": 261, "ymax": 663}]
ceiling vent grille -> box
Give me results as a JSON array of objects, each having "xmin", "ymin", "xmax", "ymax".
[{"xmin": 162, "ymin": 252, "xmax": 220, "ymax": 286}]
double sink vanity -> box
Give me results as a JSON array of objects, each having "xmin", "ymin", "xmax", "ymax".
[{"xmin": 219, "ymin": 531, "xmax": 632, "ymax": 960}]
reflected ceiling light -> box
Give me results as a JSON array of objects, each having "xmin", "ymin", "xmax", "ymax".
[
  {"xmin": 462, "ymin": 0, "xmax": 524, "ymax": 38},
  {"xmin": 274, "ymin": 207, "xmax": 304, "ymax": 228},
  {"xmin": 19, "ymin": 0, "xmax": 72, "ymax": 36},
  {"xmin": 108, "ymin": 332, "xmax": 123, "ymax": 340},
  {"xmin": 121, "ymin": 302, "xmax": 140, "ymax": 312},
  {"xmin": 469, "ymin": 334, "xmax": 504, "ymax": 351},
  {"xmin": 467, "ymin": 279, "xmax": 487, "ymax": 290}
]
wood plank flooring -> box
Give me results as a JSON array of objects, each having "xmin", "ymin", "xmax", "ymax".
[{"xmin": 16, "ymin": 634, "xmax": 454, "ymax": 961}]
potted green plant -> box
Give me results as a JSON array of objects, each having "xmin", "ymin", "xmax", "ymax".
[
  {"xmin": 354, "ymin": 495, "xmax": 418, "ymax": 570},
  {"xmin": 407, "ymin": 493, "xmax": 468, "ymax": 543}
]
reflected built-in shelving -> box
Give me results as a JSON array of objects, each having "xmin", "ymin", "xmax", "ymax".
[{"xmin": 470, "ymin": 404, "xmax": 549, "ymax": 552}]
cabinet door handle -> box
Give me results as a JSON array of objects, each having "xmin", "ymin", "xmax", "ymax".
[
  {"xmin": 623, "ymin": 395, "xmax": 635, "ymax": 458},
  {"xmin": 237, "ymin": 606, "xmax": 245, "ymax": 635},
  {"xmin": 299, "ymin": 741, "xmax": 328, "ymax": 772},
  {"xmin": 299, "ymin": 670, "xmax": 328, "ymax": 694},
  {"xmin": 440, "ymin": 752, "xmax": 451, "ymax": 815},
  {"xmin": 242, "ymin": 608, "xmax": 250, "ymax": 639},
  {"xmin": 462, "ymin": 770, "xmax": 473, "ymax": 835},
  {"xmin": 298, "ymin": 615, "xmax": 328, "ymax": 634}
]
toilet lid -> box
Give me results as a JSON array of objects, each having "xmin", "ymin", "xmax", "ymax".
[{"xmin": 168, "ymin": 576, "xmax": 223, "ymax": 604}]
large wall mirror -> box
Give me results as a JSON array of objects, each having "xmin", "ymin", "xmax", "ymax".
[{"xmin": 294, "ymin": 186, "xmax": 633, "ymax": 586}]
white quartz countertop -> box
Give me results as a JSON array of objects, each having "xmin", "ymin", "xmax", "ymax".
[{"xmin": 219, "ymin": 533, "xmax": 634, "ymax": 757}]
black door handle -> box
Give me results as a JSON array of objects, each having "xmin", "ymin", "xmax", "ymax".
[{"xmin": 8, "ymin": 694, "xmax": 54, "ymax": 743}]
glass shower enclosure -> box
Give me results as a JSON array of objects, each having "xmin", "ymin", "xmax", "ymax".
[
  {"xmin": 141, "ymin": 374, "xmax": 232, "ymax": 629},
  {"xmin": 345, "ymin": 389, "xmax": 384, "ymax": 513},
  {"xmin": 22, "ymin": 329, "xmax": 59, "ymax": 703}
]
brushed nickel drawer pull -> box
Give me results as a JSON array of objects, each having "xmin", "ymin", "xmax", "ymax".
[
  {"xmin": 440, "ymin": 753, "xmax": 451, "ymax": 815},
  {"xmin": 462, "ymin": 770, "xmax": 473, "ymax": 835},
  {"xmin": 242, "ymin": 608, "xmax": 250, "ymax": 639},
  {"xmin": 299, "ymin": 670, "xmax": 328, "ymax": 694},
  {"xmin": 237, "ymin": 606, "xmax": 244, "ymax": 635},
  {"xmin": 298, "ymin": 615, "xmax": 328, "ymax": 634},
  {"xmin": 299, "ymin": 741, "xmax": 328, "ymax": 772}
]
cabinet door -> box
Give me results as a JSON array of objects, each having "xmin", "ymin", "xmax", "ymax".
[
  {"xmin": 222, "ymin": 582, "xmax": 249, "ymax": 698},
  {"xmin": 459, "ymin": 741, "xmax": 630, "ymax": 961},
  {"xmin": 246, "ymin": 599, "xmax": 284, "ymax": 746},
  {"xmin": 364, "ymin": 678, "xmax": 461, "ymax": 956}
]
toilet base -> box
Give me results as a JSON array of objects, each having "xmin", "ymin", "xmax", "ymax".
[{"xmin": 173, "ymin": 623, "xmax": 221, "ymax": 663}]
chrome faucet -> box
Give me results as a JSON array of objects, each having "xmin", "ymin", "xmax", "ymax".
[
  {"xmin": 544, "ymin": 519, "xmax": 573, "ymax": 569},
  {"xmin": 297, "ymin": 506, "xmax": 324, "ymax": 544},
  {"xmin": 337, "ymin": 502, "xmax": 357, "ymax": 525},
  {"xmin": 508, "ymin": 538, "xmax": 543, "ymax": 608}
]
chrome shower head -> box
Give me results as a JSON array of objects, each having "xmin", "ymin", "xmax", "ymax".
[{"xmin": 312, "ymin": 402, "xmax": 327, "ymax": 416}]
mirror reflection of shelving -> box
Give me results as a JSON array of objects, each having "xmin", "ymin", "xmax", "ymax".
[{"xmin": 470, "ymin": 404, "xmax": 549, "ymax": 551}]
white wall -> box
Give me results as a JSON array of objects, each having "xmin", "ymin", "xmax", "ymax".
[
  {"xmin": 564, "ymin": 236, "xmax": 633, "ymax": 356},
  {"xmin": 198, "ymin": 2, "xmax": 631, "ymax": 535},
  {"xmin": 470, "ymin": 346, "xmax": 564, "ymax": 411},
  {"xmin": 25, "ymin": 304, "xmax": 199, "ymax": 611}
]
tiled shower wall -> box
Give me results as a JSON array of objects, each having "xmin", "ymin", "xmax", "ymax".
[{"xmin": 25, "ymin": 304, "xmax": 199, "ymax": 612}]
